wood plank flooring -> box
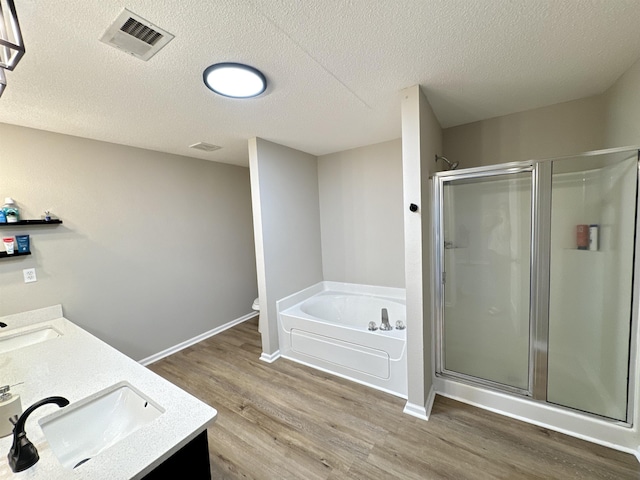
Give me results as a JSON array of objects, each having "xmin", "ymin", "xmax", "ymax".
[{"xmin": 148, "ymin": 318, "xmax": 640, "ymax": 479}]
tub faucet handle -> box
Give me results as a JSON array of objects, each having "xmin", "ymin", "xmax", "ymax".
[{"xmin": 380, "ymin": 308, "xmax": 393, "ymax": 331}]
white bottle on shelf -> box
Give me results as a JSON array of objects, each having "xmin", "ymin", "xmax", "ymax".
[
  {"xmin": 2, "ymin": 198, "xmax": 19, "ymax": 223},
  {"xmin": 589, "ymin": 224, "xmax": 599, "ymax": 251}
]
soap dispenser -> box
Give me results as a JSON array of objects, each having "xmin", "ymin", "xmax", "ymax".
[
  {"xmin": 0, "ymin": 385, "xmax": 22, "ymax": 438},
  {"xmin": 2, "ymin": 198, "xmax": 19, "ymax": 223}
]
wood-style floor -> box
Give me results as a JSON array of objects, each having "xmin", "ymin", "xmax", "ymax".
[{"xmin": 148, "ymin": 318, "xmax": 640, "ymax": 479}]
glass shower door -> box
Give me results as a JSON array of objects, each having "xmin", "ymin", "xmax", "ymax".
[
  {"xmin": 439, "ymin": 169, "xmax": 533, "ymax": 393},
  {"xmin": 547, "ymin": 151, "xmax": 638, "ymax": 421}
]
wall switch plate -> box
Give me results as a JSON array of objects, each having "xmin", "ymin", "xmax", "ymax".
[{"xmin": 23, "ymin": 268, "xmax": 37, "ymax": 283}]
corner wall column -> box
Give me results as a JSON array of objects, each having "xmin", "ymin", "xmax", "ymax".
[
  {"xmin": 401, "ymin": 85, "xmax": 443, "ymax": 419},
  {"xmin": 248, "ymin": 138, "xmax": 324, "ymax": 360}
]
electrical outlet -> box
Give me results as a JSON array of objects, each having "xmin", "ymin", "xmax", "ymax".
[{"xmin": 23, "ymin": 268, "xmax": 37, "ymax": 283}]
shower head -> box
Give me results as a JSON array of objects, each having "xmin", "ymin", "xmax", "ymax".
[{"xmin": 435, "ymin": 155, "xmax": 458, "ymax": 170}]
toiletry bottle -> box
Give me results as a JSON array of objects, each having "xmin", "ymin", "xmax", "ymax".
[
  {"xmin": 0, "ymin": 385, "xmax": 22, "ymax": 438},
  {"xmin": 589, "ymin": 224, "xmax": 599, "ymax": 251},
  {"xmin": 2, "ymin": 198, "xmax": 19, "ymax": 223},
  {"xmin": 3, "ymin": 237, "xmax": 15, "ymax": 255},
  {"xmin": 576, "ymin": 224, "xmax": 589, "ymax": 250}
]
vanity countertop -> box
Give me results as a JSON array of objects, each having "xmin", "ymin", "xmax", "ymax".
[{"xmin": 0, "ymin": 306, "xmax": 217, "ymax": 479}]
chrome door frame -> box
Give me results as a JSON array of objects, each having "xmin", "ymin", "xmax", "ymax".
[
  {"xmin": 530, "ymin": 162, "xmax": 551, "ymax": 400},
  {"xmin": 625, "ymin": 150, "xmax": 640, "ymax": 425},
  {"xmin": 433, "ymin": 161, "xmax": 537, "ymax": 397}
]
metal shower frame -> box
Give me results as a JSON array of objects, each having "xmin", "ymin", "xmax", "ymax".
[{"xmin": 432, "ymin": 146, "xmax": 640, "ymax": 425}]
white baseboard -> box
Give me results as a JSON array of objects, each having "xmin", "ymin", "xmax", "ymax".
[
  {"xmin": 404, "ymin": 386, "xmax": 436, "ymax": 421},
  {"xmin": 425, "ymin": 385, "xmax": 437, "ymax": 418},
  {"xmin": 403, "ymin": 401, "xmax": 428, "ymax": 420},
  {"xmin": 139, "ymin": 311, "xmax": 258, "ymax": 366},
  {"xmin": 260, "ymin": 350, "xmax": 281, "ymax": 363}
]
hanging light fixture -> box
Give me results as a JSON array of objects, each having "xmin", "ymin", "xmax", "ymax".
[
  {"xmin": 203, "ymin": 63, "xmax": 267, "ymax": 98},
  {"xmin": 0, "ymin": 0, "xmax": 25, "ymax": 71},
  {"xmin": 0, "ymin": 67, "xmax": 6, "ymax": 98}
]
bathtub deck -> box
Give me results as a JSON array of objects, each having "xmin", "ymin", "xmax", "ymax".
[{"xmin": 149, "ymin": 317, "xmax": 640, "ymax": 480}]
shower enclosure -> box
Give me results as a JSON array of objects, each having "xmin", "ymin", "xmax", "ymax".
[{"xmin": 433, "ymin": 148, "xmax": 639, "ymax": 423}]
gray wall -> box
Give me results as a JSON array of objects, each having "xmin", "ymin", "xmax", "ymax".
[
  {"xmin": 443, "ymin": 94, "xmax": 606, "ymax": 167},
  {"xmin": 318, "ymin": 139, "xmax": 404, "ymax": 288},
  {"xmin": 0, "ymin": 123, "xmax": 257, "ymax": 361},
  {"xmin": 604, "ymin": 57, "xmax": 640, "ymax": 147},
  {"xmin": 249, "ymin": 138, "xmax": 323, "ymax": 356},
  {"xmin": 442, "ymin": 56, "xmax": 640, "ymax": 167}
]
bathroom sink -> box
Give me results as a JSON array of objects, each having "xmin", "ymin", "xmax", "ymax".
[
  {"xmin": 39, "ymin": 382, "xmax": 164, "ymax": 469},
  {"xmin": 0, "ymin": 325, "xmax": 62, "ymax": 354}
]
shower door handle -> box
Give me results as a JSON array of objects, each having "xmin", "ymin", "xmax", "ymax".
[{"xmin": 442, "ymin": 271, "xmax": 446, "ymax": 284}]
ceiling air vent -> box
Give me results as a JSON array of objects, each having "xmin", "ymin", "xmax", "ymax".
[
  {"xmin": 100, "ymin": 9, "xmax": 174, "ymax": 61},
  {"xmin": 189, "ymin": 142, "xmax": 222, "ymax": 152}
]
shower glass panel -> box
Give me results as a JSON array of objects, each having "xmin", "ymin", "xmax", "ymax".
[
  {"xmin": 441, "ymin": 171, "xmax": 532, "ymax": 391},
  {"xmin": 547, "ymin": 151, "xmax": 638, "ymax": 421}
]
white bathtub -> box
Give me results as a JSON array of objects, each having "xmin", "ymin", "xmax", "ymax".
[{"xmin": 277, "ymin": 281, "xmax": 407, "ymax": 398}]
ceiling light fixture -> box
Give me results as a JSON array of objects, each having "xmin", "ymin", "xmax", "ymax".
[
  {"xmin": 0, "ymin": 68, "xmax": 6, "ymax": 98},
  {"xmin": 0, "ymin": 0, "xmax": 25, "ymax": 70},
  {"xmin": 203, "ymin": 63, "xmax": 266, "ymax": 98}
]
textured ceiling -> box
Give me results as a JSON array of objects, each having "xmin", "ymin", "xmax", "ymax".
[{"xmin": 1, "ymin": 1, "xmax": 639, "ymax": 167}]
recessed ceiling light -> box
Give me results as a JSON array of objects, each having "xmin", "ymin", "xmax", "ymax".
[{"xmin": 203, "ymin": 63, "xmax": 266, "ymax": 99}]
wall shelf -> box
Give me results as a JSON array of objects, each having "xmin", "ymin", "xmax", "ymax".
[
  {"xmin": 562, "ymin": 248, "xmax": 603, "ymax": 253},
  {"xmin": 0, "ymin": 219, "xmax": 62, "ymax": 259},
  {"xmin": 0, "ymin": 219, "xmax": 62, "ymax": 226},
  {"xmin": 0, "ymin": 251, "xmax": 31, "ymax": 258}
]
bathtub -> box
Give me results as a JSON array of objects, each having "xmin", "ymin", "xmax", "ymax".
[{"xmin": 276, "ymin": 281, "xmax": 407, "ymax": 398}]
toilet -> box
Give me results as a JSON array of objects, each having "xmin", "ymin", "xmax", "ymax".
[{"xmin": 252, "ymin": 298, "xmax": 262, "ymax": 333}]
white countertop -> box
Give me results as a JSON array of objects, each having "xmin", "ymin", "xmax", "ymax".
[{"xmin": 0, "ymin": 306, "xmax": 217, "ymax": 479}]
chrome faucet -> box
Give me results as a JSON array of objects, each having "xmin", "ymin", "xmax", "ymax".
[
  {"xmin": 7, "ymin": 396, "xmax": 69, "ymax": 473},
  {"xmin": 380, "ymin": 308, "xmax": 393, "ymax": 331}
]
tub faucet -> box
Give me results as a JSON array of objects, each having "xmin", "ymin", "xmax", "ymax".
[
  {"xmin": 7, "ymin": 396, "xmax": 69, "ymax": 473},
  {"xmin": 380, "ymin": 308, "xmax": 393, "ymax": 331}
]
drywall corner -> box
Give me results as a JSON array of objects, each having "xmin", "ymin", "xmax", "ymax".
[
  {"xmin": 401, "ymin": 85, "xmax": 442, "ymax": 412},
  {"xmin": 248, "ymin": 138, "xmax": 323, "ymax": 357}
]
